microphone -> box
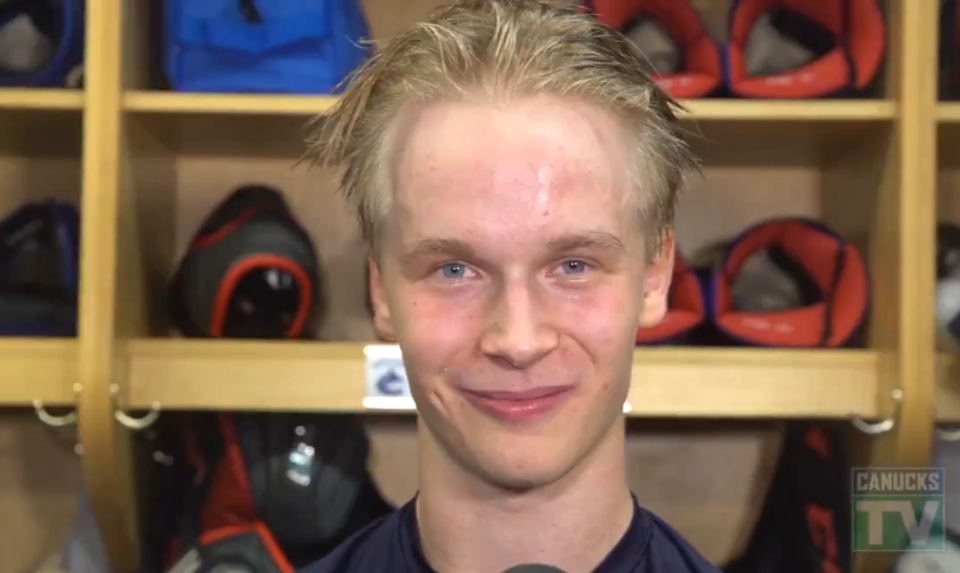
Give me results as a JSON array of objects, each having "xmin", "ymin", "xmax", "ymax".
[{"xmin": 501, "ymin": 565, "xmax": 568, "ymax": 573}]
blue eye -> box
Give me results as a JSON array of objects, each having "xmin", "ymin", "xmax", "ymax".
[
  {"xmin": 560, "ymin": 260, "xmax": 589, "ymax": 275},
  {"xmin": 441, "ymin": 263, "xmax": 468, "ymax": 279}
]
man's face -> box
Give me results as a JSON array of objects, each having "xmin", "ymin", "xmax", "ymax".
[{"xmin": 369, "ymin": 95, "xmax": 673, "ymax": 491}]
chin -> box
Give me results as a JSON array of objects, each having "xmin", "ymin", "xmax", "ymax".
[
  {"xmin": 476, "ymin": 457, "xmax": 571, "ymax": 493},
  {"xmin": 468, "ymin": 439, "xmax": 581, "ymax": 493}
]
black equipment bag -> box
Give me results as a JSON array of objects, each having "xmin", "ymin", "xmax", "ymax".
[
  {"xmin": 0, "ymin": 199, "xmax": 79, "ymax": 336},
  {"xmin": 724, "ymin": 423, "xmax": 851, "ymax": 573},
  {"xmin": 169, "ymin": 184, "xmax": 324, "ymax": 340},
  {"xmin": 160, "ymin": 412, "xmax": 394, "ymax": 572}
]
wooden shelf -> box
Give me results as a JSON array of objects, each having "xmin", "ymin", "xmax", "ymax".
[
  {"xmin": 123, "ymin": 91, "xmax": 895, "ymax": 122},
  {"xmin": 936, "ymin": 353, "xmax": 960, "ymax": 423},
  {"xmin": 0, "ymin": 89, "xmax": 83, "ymax": 111},
  {"xmin": 121, "ymin": 92, "xmax": 895, "ymax": 159},
  {"xmin": 124, "ymin": 91, "xmax": 338, "ymax": 115},
  {"xmin": 122, "ymin": 339, "xmax": 880, "ymax": 418},
  {"xmin": 939, "ymin": 386, "xmax": 960, "ymax": 423},
  {"xmin": 0, "ymin": 89, "xmax": 84, "ymax": 155},
  {"xmin": 0, "ymin": 339, "xmax": 78, "ymax": 406},
  {"xmin": 679, "ymin": 99, "xmax": 896, "ymax": 122},
  {"xmin": 627, "ymin": 348, "xmax": 879, "ymax": 419},
  {"xmin": 938, "ymin": 102, "xmax": 960, "ymax": 123}
]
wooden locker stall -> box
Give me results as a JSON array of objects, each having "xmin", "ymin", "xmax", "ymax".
[
  {"xmin": 0, "ymin": 0, "xmax": 949, "ymax": 572},
  {"xmin": 0, "ymin": 93, "xmax": 85, "ymax": 571}
]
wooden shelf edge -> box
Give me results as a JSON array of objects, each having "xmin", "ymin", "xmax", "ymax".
[
  {"xmin": 629, "ymin": 347, "xmax": 879, "ymax": 418},
  {"xmin": 938, "ymin": 102, "xmax": 960, "ymax": 123},
  {"xmin": 123, "ymin": 91, "xmax": 337, "ymax": 115},
  {"xmin": 0, "ymin": 88, "xmax": 84, "ymax": 110},
  {"xmin": 123, "ymin": 340, "xmax": 880, "ymax": 419},
  {"xmin": 0, "ymin": 338, "xmax": 79, "ymax": 406},
  {"xmin": 678, "ymin": 99, "xmax": 896, "ymax": 122},
  {"xmin": 936, "ymin": 353, "xmax": 960, "ymax": 423},
  {"xmin": 121, "ymin": 91, "xmax": 895, "ymax": 122}
]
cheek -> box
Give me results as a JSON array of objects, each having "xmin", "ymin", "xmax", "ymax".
[
  {"xmin": 552, "ymin": 282, "xmax": 639, "ymax": 349},
  {"xmin": 556, "ymin": 288, "xmax": 636, "ymax": 405},
  {"xmin": 393, "ymin": 288, "xmax": 483, "ymax": 371}
]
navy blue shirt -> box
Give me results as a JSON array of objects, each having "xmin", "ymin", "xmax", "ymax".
[{"xmin": 298, "ymin": 495, "xmax": 723, "ymax": 572}]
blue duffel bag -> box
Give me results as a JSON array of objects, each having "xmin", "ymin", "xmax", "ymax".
[{"xmin": 163, "ymin": 0, "xmax": 372, "ymax": 94}]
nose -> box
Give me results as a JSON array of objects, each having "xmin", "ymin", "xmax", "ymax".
[{"xmin": 479, "ymin": 278, "xmax": 559, "ymax": 369}]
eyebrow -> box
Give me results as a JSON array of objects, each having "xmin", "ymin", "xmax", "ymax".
[
  {"xmin": 544, "ymin": 231, "xmax": 625, "ymax": 256},
  {"xmin": 399, "ymin": 231, "xmax": 625, "ymax": 267},
  {"xmin": 399, "ymin": 238, "xmax": 479, "ymax": 268}
]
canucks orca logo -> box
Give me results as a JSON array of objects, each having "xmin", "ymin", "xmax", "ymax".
[{"xmin": 376, "ymin": 368, "xmax": 406, "ymax": 396}]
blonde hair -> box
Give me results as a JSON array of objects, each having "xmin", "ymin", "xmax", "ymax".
[{"xmin": 306, "ymin": 0, "xmax": 698, "ymax": 259}]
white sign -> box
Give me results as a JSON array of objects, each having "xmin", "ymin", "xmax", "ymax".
[{"xmin": 363, "ymin": 345, "xmax": 416, "ymax": 410}]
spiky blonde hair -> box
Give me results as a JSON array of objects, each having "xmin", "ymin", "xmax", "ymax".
[{"xmin": 306, "ymin": 0, "xmax": 698, "ymax": 260}]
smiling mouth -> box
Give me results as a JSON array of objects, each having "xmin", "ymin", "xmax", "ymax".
[{"xmin": 461, "ymin": 386, "xmax": 574, "ymax": 421}]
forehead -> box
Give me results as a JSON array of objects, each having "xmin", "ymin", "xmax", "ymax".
[{"xmin": 387, "ymin": 95, "xmax": 633, "ymax": 238}]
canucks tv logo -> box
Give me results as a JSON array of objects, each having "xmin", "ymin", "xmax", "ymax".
[{"xmin": 852, "ymin": 468, "xmax": 946, "ymax": 552}]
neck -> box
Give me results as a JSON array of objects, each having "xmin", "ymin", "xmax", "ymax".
[{"xmin": 415, "ymin": 417, "xmax": 633, "ymax": 573}]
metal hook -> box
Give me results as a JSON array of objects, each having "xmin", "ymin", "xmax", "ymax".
[
  {"xmin": 114, "ymin": 402, "xmax": 161, "ymax": 431},
  {"xmin": 937, "ymin": 425, "xmax": 960, "ymax": 442},
  {"xmin": 109, "ymin": 383, "xmax": 161, "ymax": 431},
  {"xmin": 33, "ymin": 400, "xmax": 77, "ymax": 427},
  {"xmin": 850, "ymin": 388, "xmax": 902, "ymax": 435}
]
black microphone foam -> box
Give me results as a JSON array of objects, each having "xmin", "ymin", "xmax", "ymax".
[{"xmin": 501, "ymin": 565, "xmax": 568, "ymax": 573}]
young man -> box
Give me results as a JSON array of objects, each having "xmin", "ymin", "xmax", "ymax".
[{"xmin": 303, "ymin": 1, "xmax": 719, "ymax": 571}]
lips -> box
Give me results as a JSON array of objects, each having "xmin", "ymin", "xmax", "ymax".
[{"xmin": 461, "ymin": 386, "xmax": 574, "ymax": 422}]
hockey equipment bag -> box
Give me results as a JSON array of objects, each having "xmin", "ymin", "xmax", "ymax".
[
  {"xmin": 163, "ymin": 0, "xmax": 371, "ymax": 94},
  {"xmin": 169, "ymin": 184, "xmax": 324, "ymax": 339},
  {"xmin": 164, "ymin": 412, "xmax": 395, "ymax": 571},
  {"xmin": 726, "ymin": 0, "xmax": 885, "ymax": 98},
  {"xmin": 0, "ymin": 0, "xmax": 84, "ymax": 87},
  {"xmin": 709, "ymin": 218, "xmax": 868, "ymax": 348},
  {"xmin": 586, "ymin": 0, "xmax": 723, "ymax": 99},
  {"xmin": 0, "ymin": 199, "xmax": 79, "ymax": 336},
  {"xmin": 163, "ymin": 522, "xmax": 293, "ymax": 573},
  {"xmin": 723, "ymin": 423, "xmax": 851, "ymax": 573}
]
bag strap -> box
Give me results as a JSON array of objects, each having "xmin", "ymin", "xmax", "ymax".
[
  {"xmin": 819, "ymin": 242, "xmax": 847, "ymax": 347},
  {"xmin": 175, "ymin": 414, "xmax": 226, "ymax": 556}
]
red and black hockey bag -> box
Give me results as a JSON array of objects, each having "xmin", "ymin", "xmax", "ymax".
[
  {"xmin": 169, "ymin": 184, "xmax": 325, "ymax": 340},
  {"xmin": 160, "ymin": 412, "xmax": 394, "ymax": 572},
  {"xmin": 585, "ymin": 0, "xmax": 723, "ymax": 99},
  {"xmin": 723, "ymin": 423, "xmax": 851, "ymax": 573},
  {"xmin": 725, "ymin": 0, "xmax": 886, "ymax": 98},
  {"xmin": 708, "ymin": 218, "xmax": 869, "ymax": 348}
]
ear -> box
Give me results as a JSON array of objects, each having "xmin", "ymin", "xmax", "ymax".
[
  {"xmin": 368, "ymin": 254, "xmax": 398, "ymax": 341},
  {"xmin": 638, "ymin": 233, "xmax": 675, "ymax": 329}
]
